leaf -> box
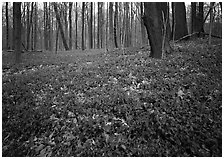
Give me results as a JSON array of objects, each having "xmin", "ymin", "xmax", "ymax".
[{"xmin": 35, "ymin": 144, "xmax": 44, "ymax": 153}]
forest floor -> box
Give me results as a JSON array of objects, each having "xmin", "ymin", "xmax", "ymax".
[{"xmin": 2, "ymin": 38, "xmax": 222, "ymax": 157}]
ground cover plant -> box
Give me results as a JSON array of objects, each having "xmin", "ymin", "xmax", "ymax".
[{"xmin": 2, "ymin": 38, "xmax": 222, "ymax": 157}]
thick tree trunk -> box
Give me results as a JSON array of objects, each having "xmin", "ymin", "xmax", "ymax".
[
  {"xmin": 191, "ymin": 2, "xmax": 197, "ymax": 33},
  {"xmin": 69, "ymin": 2, "xmax": 72, "ymax": 50},
  {"xmin": 172, "ymin": 2, "xmax": 188, "ymax": 40},
  {"xmin": 143, "ymin": 3, "xmax": 163, "ymax": 59},
  {"xmin": 13, "ymin": 2, "xmax": 22, "ymax": 64},
  {"xmin": 53, "ymin": 3, "xmax": 69, "ymax": 50},
  {"xmin": 198, "ymin": 2, "xmax": 204, "ymax": 33}
]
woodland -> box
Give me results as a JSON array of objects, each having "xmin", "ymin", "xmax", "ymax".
[{"xmin": 2, "ymin": 2, "xmax": 222, "ymax": 157}]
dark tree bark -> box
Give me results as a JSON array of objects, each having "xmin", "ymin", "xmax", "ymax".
[
  {"xmin": 198, "ymin": 2, "xmax": 204, "ymax": 33},
  {"xmin": 143, "ymin": 3, "xmax": 163, "ymax": 59},
  {"xmin": 53, "ymin": 3, "xmax": 69, "ymax": 50},
  {"xmin": 89, "ymin": 2, "xmax": 93, "ymax": 49},
  {"xmin": 34, "ymin": 2, "xmax": 37, "ymax": 50},
  {"xmin": 81, "ymin": 2, "xmax": 85, "ymax": 50},
  {"xmin": 172, "ymin": 2, "xmax": 188, "ymax": 40},
  {"xmin": 140, "ymin": 2, "xmax": 147, "ymax": 45},
  {"xmin": 191, "ymin": 2, "xmax": 197, "ymax": 33},
  {"xmin": 161, "ymin": 2, "xmax": 172, "ymax": 53},
  {"xmin": 75, "ymin": 2, "xmax": 78, "ymax": 49},
  {"xmin": 69, "ymin": 2, "xmax": 72, "ymax": 50},
  {"xmin": 6, "ymin": 2, "xmax": 10, "ymax": 50},
  {"xmin": 63, "ymin": 3, "xmax": 68, "ymax": 42},
  {"xmin": 114, "ymin": 2, "xmax": 118, "ymax": 48},
  {"xmin": 97, "ymin": 2, "xmax": 103, "ymax": 49},
  {"xmin": 13, "ymin": 2, "xmax": 22, "ymax": 64},
  {"xmin": 44, "ymin": 2, "xmax": 48, "ymax": 50},
  {"xmin": 161, "ymin": 2, "xmax": 171, "ymax": 40},
  {"xmin": 108, "ymin": 2, "xmax": 114, "ymax": 50}
]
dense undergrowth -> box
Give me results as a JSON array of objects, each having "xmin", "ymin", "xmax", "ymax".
[{"xmin": 2, "ymin": 38, "xmax": 222, "ymax": 156}]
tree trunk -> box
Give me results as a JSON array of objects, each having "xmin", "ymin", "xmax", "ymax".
[
  {"xmin": 34, "ymin": 3, "xmax": 37, "ymax": 50},
  {"xmin": 53, "ymin": 3, "xmax": 69, "ymax": 50},
  {"xmin": 140, "ymin": 3, "xmax": 147, "ymax": 45},
  {"xmin": 114, "ymin": 2, "xmax": 118, "ymax": 48},
  {"xmin": 6, "ymin": 2, "xmax": 10, "ymax": 50},
  {"xmin": 44, "ymin": 2, "xmax": 48, "ymax": 50},
  {"xmin": 124, "ymin": 2, "xmax": 130, "ymax": 48},
  {"xmin": 63, "ymin": 3, "xmax": 68, "ymax": 43},
  {"xmin": 161, "ymin": 2, "xmax": 172, "ymax": 54},
  {"xmin": 191, "ymin": 2, "xmax": 197, "ymax": 33},
  {"xmin": 69, "ymin": 2, "xmax": 72, "ymax": 50},
  {"xmin": 75, "ymin": 2, "xmax": 78, "ymax": 49},
  {"xmin": 108, "ymin": 2, "xmax": 114, "ymax": 50},
  {"xmin": 198, "ymin": 2, "xmax": 204, "ymax": 33},
  {"xmin": 89, "ymin": 2, "xmax": 93, "ymax": 49},
  {"xmin": 208, "ymin": 2, "xmax": 215, "ymax": 46},
  {"xmin": 143, "ymin": 2, "xmax": 163, "ymax": 59},
  {"xmin": 143, "ymin": 2, "xmax": 170, "ymax": 59},
  {"xmin": 97, "ymin": 2, "xmax": 100, "ymax": 49},
  {"xmin": 13, "ymin": 2, "xmax": 22, "ymax": 64},
  {"xmin": 81, "ymin": 2, "xmax": 85, "ymax": 50},
  {"xmin": 55, "ymin": 22, "xmax": 59, "ymax": 54},
  {"xmin": 172, "ymin": 2, "xmax": 188, "ymax": 40}
]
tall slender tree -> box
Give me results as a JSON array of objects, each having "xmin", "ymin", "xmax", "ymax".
[
  {"xmin": 69, "ymin": 2, "xmax": 73, "ymax": 50},
  {"xmin": 114, "ymin": 2, "xmax": 118, "ymax": 48},
  {"xmin": 53, "ymin": 2, "xmax": 69, "ymax": 50},
  {"xmin": 108, "ymin": 2, "xmax": 114, "ymax": 50},
  {"xmin": 89, "ymin": 2, "xmax": 93, "ymax": 49},
  {"xmin": 13, "ymin": 2, "xmax": 22, "ymax": 63},
  {"xmin": 34, "ymin": 2, "xmax": 38, "ymax": 50},
  {"xmin": 75, "ymin": 2, "xmax": 78, "ymax": 49},
  {"xmin": 6, "ymin": 2, "xmax": 9, "ymax": 50},
  {"xmin": 81, "ymin": 2, "xmax": 85, "ymax": 50}
]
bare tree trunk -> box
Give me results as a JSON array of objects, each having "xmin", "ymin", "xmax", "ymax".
[
  {"xmin": 53, "ymin": 2, "xmax": 69, "ymax": 50},
  {"xmin": 81, "ymin": 2, "xmax": 85, "ymax": 50},
  {"xmin": 140, "ymin": 3, "xmax": 146, "ymax": 45},
  {"xmin": 209, "ymin": 2, "xmax": 214, "ymax": 46},
  {"xmin": 143, "ymin": 2, "xmax": 163, "ymax": 59},
  {"xmin": 34, "ymin": 2, "xmax": 38, "ymax": 50},
  {"xmin": 172, "ymin": 2, "xmax": 188, "ymax": 40},
  {"xmin": 6, "ymin": 2, "xmax": 10, "ymax": 50},
  {"xmin": 55, "ymin": 22, "xmax": 59, "ymax": 54},
  {"xmin": 198, "ymin": 2, "xmax": 204, "ymax": 33},
  {"xmin": 108, "ymin": 2, "xmax": 114, "ymax": 50},
  {"xmin": 75, "ymin": 2, "xmax": 78, "ymax": 49},
  {"xmin": 114, "ymin": 2, "xmax": 118, "ymax": 48},
  {"xmin": 191, "ymin": 2, "xmax": 197, "ymax": 33},
  {"xmin": 89, "ymin": 2, "xmax": 93, "ymax": 49},
  {"xmin": 69, "ymin": 2, "xmax": 72, "ymax": 50},
  {"xmin": 44, "ymin": 2, "xmax": 48, "ymax": 50},
  {"xmin": 13, "ymin": 2, "xmax": 22, "ymax": 64},
  {"xmin": 124, "ymin": 2, "xmax": 130, "ymax": 48},
  {"xmin": 63, "ymin": 3, "xmax": 68, "ymax": 43}
]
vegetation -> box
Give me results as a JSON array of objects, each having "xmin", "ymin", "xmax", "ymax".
[{"xmin": 2, "ymin": 38, "xmax": 222, "ymax": 157}]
